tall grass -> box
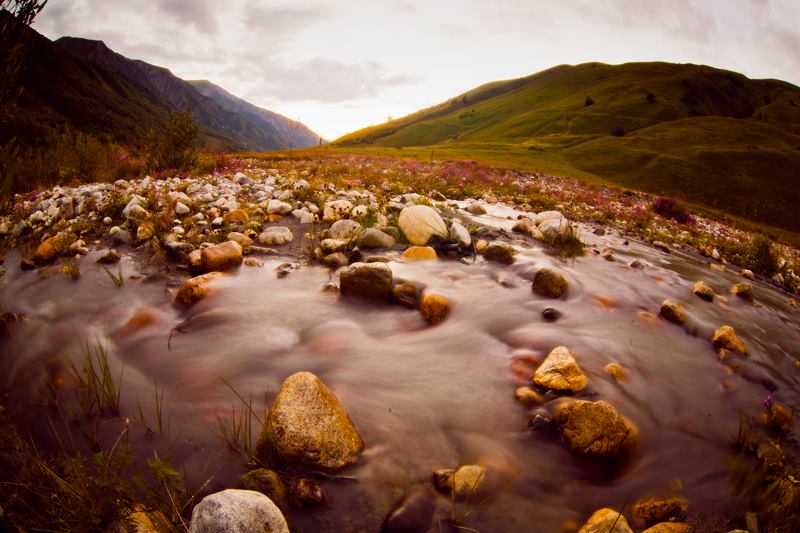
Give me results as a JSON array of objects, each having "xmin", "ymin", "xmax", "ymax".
[{"xmin": 66, "ymin": 340, "xmax": 122, "ymax": 417}]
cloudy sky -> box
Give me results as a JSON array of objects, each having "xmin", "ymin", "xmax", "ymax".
[{"xmin": 34, "ymin": 0, "xmax": 800, "ymax": 139}]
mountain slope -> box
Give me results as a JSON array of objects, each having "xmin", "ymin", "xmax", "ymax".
[
  {"xmin": 334, "ymin": 62, "xmax": 800, "ymax": 231},
  {"xmin": 189, "ymin": 80, "xmax": 320, "ymax": 149}
]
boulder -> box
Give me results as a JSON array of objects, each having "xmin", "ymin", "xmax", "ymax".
[
  {"xmin": 449, "ymin": 222, "xmax": 471, "ymax": 248},
  {"xmin": 339, "ymin": 262, "xmax": 393, "ymax": 301},
  {"xmin": 328, "ymin": 219, "xmax": 362, "ymax": 240},
  {"xmin": 259, "ymin": 227, "xmax": 294, "ymax": 246},
  {"xmin": 556, "ymin": 400, "xmax": 640, "ymax": 459},
  {"xmin": 578, "ymin": 508, "xmax": 633, "ymax": 533},
  {"xmin": 357, "ymin": 228, "xmax": 395, "ymax": 248},
  {"xmin": 402, "ymin": 246, "xmax": 438, "ymax": 261},
  {"xmin": 235, "ymin": 469, "xmax": 288, "ymax": 511},
  {"xmin": 534, "ymin": 211, "xmax": 565, "ymax": 226},
  {"xmin": 323, "ymin": 200, "xmax": 354, "ymax": 222},
  {"xmin": 633, "ymin": 496, "xmax": 688, "ymax": 528},
  {"xmin": 320, "ymin": 239, "xmax": 349, "ymax": 254},
  {"xmin": 189, "ymin": 489, "xmax": 289, "ymax": 533},
  {"xmin": 692, "ymin": 281, "xmax": 714, "ymax": 301},
  {"xmin": 175, "ymin": 272, "xmax": 224, "ymax": 307},
  {"xmin": 538, "ymin": 218, "xmax": 570, "ymax": 238},
  {"xmin": 398, "ymin": 205, "xmax": 447, "ymax": 245},
  {"xmin": 482, "ymin": 242, "xmax": 516, "ymax": 264},
  {"xmin": 126, "ymin": 204, "xmax": 150, "ymax": 221},
  {"xmin": 255, "ymin": 372, "xmax": 364, "ymax": 470},
  {"xmin": 419, "ymin": 293, "xmax": 450, "ymax": 324},
  {"xmin": 532, "ymin": 268, "xmax": 568, "ymax": 298},
  {"xmin": 433, "ymin": 465, "xmax": 488, "ymax": 500},
  {"xmin": 731, "ymin": 282, "xmax": 754, "ymax": 301},
  {"xmin": 201, "ymin": 241, "xmax": 242, "ymax": 272},
  {"xmin": 533, "ymin": 346, "xmax": 588, "ymax": 392},
  {"xmin": 266, "ymin": 200, "xmax": 294, "ymax": 216},
  {"xmin": 33, "ymin": 236, "xmax": 61, "ymax": 263},
  {"xmin": 659, "ymin": 299, "xmax": 685, "ymax": 325},
  {"xmin": 711, "ymin": 325, "xmax": 747, "ymax": 356}
]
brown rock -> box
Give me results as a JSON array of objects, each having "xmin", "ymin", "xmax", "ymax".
[
  {"xmin": 514, "ymin": 386, "xmax": 543, "ymax": 407},
  {"xmin": 339, "ymin": 262, "xmax": 393, "ymax": 301},
  {"xmin": 175, "ymin": 272, "xmax": 225, "ymax": 307},
  {"xmin": 235, "ymin": 468, "xmax": 288, "ymax": 511},
  {"xmin": 692, "ymin": 281, "xmax": 714, "ymax": 301},
  {"xmin": 711, "ymin": 325, "xmax": 747, "ymax": 356},
  {"xmin": 578, "ymin": 508, "xmax": 633, "ymax": 533},
  {"xmin": 419, "ymin": 293, "xmax": 450, "ymax": 324},
  {"xmin": 604, "ymin": 362, "xmax": 627, "ymax": 382},
  {"xmin": 392, "ymin": 278, "xmax": 419, "ymax": 308},
  {"xmin": 483, "ymin": 242, "xmax": 516, "ymax": 264},
  {"xmin": 201, "ymin": 240, "xmax": 243, "ymax": 272},
  {"xmin": 255, "ymin": 372, "xmax": 364, "ymax": 470},
  {"xmin": 532, "ymin": 268, "xmax": 569, "ymax": 298},
  {"xmin": 533, "ymin": 346, "xmax": 588, "ymax": 392},
  {"xmin": 641, "ymin": 524, "xmax": 692, "ymax": 533},
  {"xmin": 731, "ymin": 282, "xmax": 754, "ymax": 301},
  {"xmin": 288, "ymin": 477, "xmax": 327, "ymax": 508},
  {"xmin": 633, "ymin": 496, "xmax": 688, "ymax": 527},
  {"xmin": 223, "ymin": 209, "xmax": 249, "ymax": 224},
  {"xmin": 556, "ymin": 400, "xmax": 639, "ymax": 459},
  {"xmin": 433, "ymin": 465, "xmax": 487, "ymax": 500},
  {"xmin": 33, "ymin": 236, "xmax": 60, "ymax": 263},
  {"xmin": 660, "ymin": 299, "xmax": 685, "ymax": 325}
]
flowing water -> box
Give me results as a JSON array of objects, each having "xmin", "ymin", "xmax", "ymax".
[{"xmin": 2, "ymin": 202, "xmax": 799, "ymax": 531}]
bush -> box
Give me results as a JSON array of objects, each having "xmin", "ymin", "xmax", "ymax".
[
  {"xmin": 146, "ymin": 107, "xmax": 199, "ymax": 172},
  {"xmin": 653, "ymin": 196, "xmax": 695, "ymax": 225},
  {"xmin": 746, "ymin": 234, "xmax": 779, "ymax": 276}
]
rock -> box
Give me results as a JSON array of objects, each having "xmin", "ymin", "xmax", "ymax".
[
  {"xmin": 233, "ymin": 172, "xmax": 251, "ymax": 184},
  {"xmin": 711, "ymin": 248, "xmax": 721, "ymax": 261},
  {"xmin": 711, "ymin": 325, "xmax": 747, "ymax": 356},
  {"xmin": 578, "ymin": 508, "xmax": 633, "ymax": 533},
  {"xmin": 320, "ymin": 239, "xmax": 348, "ymax": 254},
  {"xmin": 528, "ymin": 411, "xmax": 553, "ymax": 431},
  {"xmin": 542, "ymin": 307, "xmax": 563, "ymax": 322},
  {"xmin": 382, "ymin": 490, "xmax": 436, "ymax": 533},
  {"xmin": 97, "ymin": 249, "xmax": 121, "ymax": 264},
  {"xmin": 20, "ymin": 257, "xmax": 35, "ymax": 270},
  {"xmin": 34, "ymin": 236, "xmax": 60, "ymax": 263},
  {"xmin": 235, "ymin": 469, "xmax": 288, "ymax": 511},
  {"xmin": 593, "ymin": 227, "xmax": 606, "ymax": 236},
  {"xmin": 357, "ymin": 228, "xmax": 395, "ymax": 248},
  {"xmin": 339, "ymin": 262, "xmax": 393, "ymax": 301},
  {"xmin": 600, "ymin": 248, "xmax": 615, "ymax": 261},
  {"xmin": 482, "ymin": 242, "xmax": 516, "ymax": 264},
  {"xmin": 126, "ymin": 204, "xmax": 150, "ymax": 221},
  {"xmin": 533, "ymin": 346, "xmax": 588, "ymax": 392},
  {"xmin": 449, "ymin": 222, "xmax": 471, "ymax": 248},
  {"xmin": 188, "ymin": 249, "xmax": 202, "ymax": 269},
  {"xmin": 323, "ymin": 252, "xmax": 349, "ymax": 268},
  {"xmin": 211, "ymin": 216, "xmax": 223, "ymax": 227},
  {"xmin": 659, "ymin": 299, "xmax": 685, "ymax": 325},
  {"xmin": 692, "ymin": 281, "xmax": 714, "ymax": 301},
  {"xmin": 223, "ymin": 209, "xmax": 249, "ymax": 224},
  {"xmin": 514, "ymin": 386, "xmax": 543, "ymax": 407},
  {"xmin": 137, "ymin": 221, "xmax": 155, "ymax": 241},
  {"xmin": 255, "ymin": 371, "xmax": 364, "ymax": 470},
  {"xmin": 226, "ymin": 231, "xmax": 254, "ymax": 247},
  {"xmin": 258, "ymin": 227, "xmax": 294, "ymax": 246},
  {"xmin": 633, "ymin": 496, "xmax": 688, "ymax": 528},
  {"xmin": 603, "ymin": 363, "xmax": 627, "ymax": 382},
  {"xmin": 392, "ymin": 279, "xmax": 419, "ymax": 307},
  {"xmin": 534, "ymin": 210, "xmax": 565, "ymax": 225},
  {"xmin": 189, "ymin": 489, "xmax": 289, "ymax": 533},
  {"xmin": 201, "ymin": 241, "xmax": 242, "ymax": 272},
  {"xmin": 742, "ymin": 269, "xmax": 755, "ymax": 280},
  {"xmin": 764, "ymin": 402, "xmax": 793, "ymax": 432},
  {"xmin": 653, "ymin": 240, "xmax": 671, "ymax": 253},
  {"xmin": 175, "ymin": 202, "xmax": 190, "ymax": 215},
  {"xmin": 402, "ymin": 246, "xmax": 438, "ymax": 261},
  {"xmin": 466, "ymin": 203, "xmax": 487, "ymax": 215},
  {"xmin": 419, "ymin": 293, "xmax": 450, "ymax": 324},
  {"xmin": 433, "ymin": 465, "xmax": 487, "ymax": 500},
  {"xmin": 266, "ymin": 200, "xmax": 294, "ymax": 216},
  {"xmin": 323, "ymin": 200, "xmax": 354, "ymax": 222},
  {"xmin": 475, "ymin": 239, "xmax": 488, "ymax": 252},
  {"xmin": 288, "ymin": 477, "xmax": 327, "ymax": 508},
  {"xmin": 103, "ymin": 216, "xmax": 112, "ymax": 225},
  {"xmin": 641, "ymin": 524, "xmax": 692, "ymax": 533},
  {"xmin": 328, "ymin": 219, "xmax": 362, "ymax": 240},
  {"xmin": 538, "ymin": 218, "xmax": 570, "ymax": 238},
  {"xmin": 512, "ymin": 218, "xmax": 534, "ymax": 234},
  {"xmin": 111, "ymin": 228, "xmax": 132, "ymax": 245},
  {"xmin": 175, "ymin": 272, "xmax": 224, "ymax": 307},
  {"xmin": 629, "ymin": 258, "xmax": 645, "ymax": 269},
  {"xmin": 398, "ymin": 205, "xmax": 447, "ymax": 245},
  {"xmin": 532, "ymin": 268, "xmax": 568, "ymax": 298},
  {"xmin": 556, "ymin": 400, "xmax": 639, "ymax": 459},
  {"xmin": 731, "ymin": 282, "xmax": 754, "ymax": 301}
]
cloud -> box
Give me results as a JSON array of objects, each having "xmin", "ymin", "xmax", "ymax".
[
  {"xmin": 155, "ymin": 0, "xmax": 217, "ymax": 34},
  {"xmin": 240, "ymin": 58, "xmax": 419, "ymax": 103},
  {"xmin": 242, "ymin": 4, "xmax": 331, "ymax": 35}
]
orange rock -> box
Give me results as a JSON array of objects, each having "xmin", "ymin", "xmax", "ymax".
[
  {"xmin": 223, "ymin": 209, "xmax": 249, "ymax": 224},
  {"xmin": 592, "ymin": 294, "xmax": 616, "ymax": 309},
  {"xmin": 175, "ymin": 272, "xmax": 225, "ymax": 307},
  {"xmin": 604, "ymin": 362, "xmax": 627, "ymax": 382},
  {"xmin": 419, "ymin": 292, "xmax": 450, "ymax": 324},
  {"xmin": 201, "ymin": 240, "xmax": 243, "ymax": 272},
  {"xmin": 118, "ymin": 308, "xmax": 159, "ymax": 336},
  {"xmin": 267, "ymin": 214, "xmax": 283, "ymax": 222},
  {"xmin": 402, "ymin": 246, "xmax": 438, "ymax": 260},
  {"xmin": 34, "ymin": 237, "xmax": 60, "ymax": 263}
]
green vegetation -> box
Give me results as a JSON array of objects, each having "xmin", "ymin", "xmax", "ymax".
[
  {"xmin": 146, "ymin": 107, "xmax": 200, "ymax": 172},
  {"xmin": 547, "ymin": 227, "xmax": 586, "ymax": 259},
  {"xmin": 333, "ymin": 62, "xmax": 800, "ymax": 232}
]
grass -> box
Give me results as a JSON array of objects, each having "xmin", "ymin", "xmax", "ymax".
[
  {"xmin": 103, "ymin": 264, "xmax": 124, "ymax": 288},
  {"xmin": 546, "ymin": 227, "xmax": 586, "ymax": 258},
  {"xmin": 66, "ymin": 339, "xmax": 122, "ymax": 418},
  {"xmin": 212, "ymin": 378, "xmax": 265, "ymax": 464}
]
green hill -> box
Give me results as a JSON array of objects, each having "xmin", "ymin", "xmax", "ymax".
[{"xmin": 334, "ymin": 62, "xmax": 800, "ymax": 232}]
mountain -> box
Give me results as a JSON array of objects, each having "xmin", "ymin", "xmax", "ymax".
[
  {"xmin": 189, "ymin": 80, "xmax": 320, "ymax": 149},
  {"xmin": 2, "ymin": 17, "xmax": 317, "ymax": 152},
  {"xmin": 334, "ymin": 62, "xmax": 800, "ymax": 232}
]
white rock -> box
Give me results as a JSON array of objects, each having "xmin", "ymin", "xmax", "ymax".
[
  {"xmin": 711, "ymin": 248, "xmax": 721, "ymax": 261},
  {"xmin": 266, "ymin": 199, "xmax": 294, "ymax": 216},
  {"xmin": 323, "ymin": 200, "xmax": 354, "ymax": 222},
  {"xmin": 351, "ymin": 205, "xmax": 368, "ymax": 218},
  {"xmin": 29, "ymin": 210, "xmax": 45, "ymax": 223},
  {"xmin": 300, "ymin": 212, "xmax": 317, "ymax": 224},
  {"xmin": 328, "ymin": 219, "xmax": 362, "ymax": 240},
  {"xmin": 293, "ymin": 179, "xmax": 309, "ymax": 191},
  {"xmin": 126, "ymin": 204, "xmax": 150, "ymax": 221},
  {"xmin": 449, "ymin": 222, "xmax": 471, "ymax": 248},
  {"xmin": 534, "ymin": 210, "xmax": 565, "ymax": 226},
  {"xmin": 398, "ymin": 205, "xmax": 447, "ymax": 245},
  {"xmin": 175, "ymin": 202, "xmax": 190, "ymax": 215},
  {"xmin": 259, "ymin": 227, "xmax": 294, "ymax": 245},
  {"xmin": 538, "ymin": 218, "xmax": 570, "ymax": 238},
  {"xmin": 212, "ymin": 217, "xmax": 223, "ymax": 227},
  {"xmin": 189, "ymin": 489, "xmax": 289, "ymax": 533}
]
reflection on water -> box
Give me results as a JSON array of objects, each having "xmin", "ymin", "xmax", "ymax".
[{"xmin": 2, "ymin": 205, "xmax": 799, "ymax": 531}]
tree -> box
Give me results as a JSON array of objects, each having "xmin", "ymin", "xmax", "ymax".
[{"xmin": 146, "ymin": 106, "xmax": 200, "ymax": 172}]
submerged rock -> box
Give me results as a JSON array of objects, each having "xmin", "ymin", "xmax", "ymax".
[
  {"xmin": 514, "ymin": 386, "xmax": 543, "ymax": 407},
  {"xmin": 711, "ymin": 325, "xmax": 747, "ymax": 356},
  {"xmin": 200, "ymin": 241, "xmax": 242, "ymax": 272},
  {"xmin": 383, "ymin": 490, "xmax": 436, "ymax": 533},
  {"xmin": 189, "ymin": 489, "xmax": 289, "ymax": 533},
  {"xmin": 419, "ymin": 292, "xmax": 450, "ymax": 324},
  {"xmin": 398, "ymin": 205, "xmax": 447, "ymax": 245},
  {"xmin": 641, "ymin": 524, "xmax": 692, "ymax": 533},
  {"xmin": 288, "ymin": 477, "xmax": 327, "ymax": 508},
  {"xmin": 532, "ymin": 268, "xmax": 568, "ymax": 298},
  {"xmin": 235, "ymin": 469, "xmax": 288, "ymax": 511},
  {"xmin": 482, "ymin": 242, "xmax": 516, "ymax": 264},
  {"xmin": 659, "ymin": 299, "xmax": 685, "ymax": 325},
  {"xmin": 603, "ymin": 362, "xmax": 627, "ymax": 382},
  {"xmin": 578, "ymin": 508, "xmax": 633, "ymax": 533},
  {"xmin": 433, "ymin": 465, "xmax": 488, "ymax": 500},
  {"xmin": 392, "ymin": 278, "xmax": 420, "ymax": 308},
  {"xmin": 632, "ymin": 496, "xmax": 688, "ymax": 528},
  {"xmin": 175, "ymin": 272, "xmax": 224, "ymax": 307},
  {"xmin": 339, "ymin": 262, "xmax": 393, "ymax": 301},
  {"xmin": 255, "ymin": 371, "xmax": 364, "ymax": 470},
  {"xmin": 555, "ymin": 400, "xmax": 639, "ymax": 459},
  {"xmin": 731, "ymin": 282, "xmax": 754, "ymax": 301},
  {"xmin": 692, "ymin": 280, "xmax": 714, "ymax": 301},
  {"xmin": 533, "ymin": 346, "xmax": 588, "ymax": 392}
]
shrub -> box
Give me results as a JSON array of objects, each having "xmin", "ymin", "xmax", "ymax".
[
  {"xmin": 653, "ymin": 196, "xmax": 695, "ymax": 225},
  {"xmin": 746, "ymin": 235, "xmax": 779, "ymax": 276},
  {"xmin": 146, "ymin": 107, "xmax": 199, "ymax": 172}
]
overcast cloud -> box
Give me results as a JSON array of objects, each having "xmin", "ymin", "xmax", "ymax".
[{"xmin": 33, "ymin": 0, "xmax": 800, "ymax": 139}]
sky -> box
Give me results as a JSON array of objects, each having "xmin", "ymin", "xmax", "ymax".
[{"xmin": 33, "ymin": 0, "xmax": 800, "ymax": 140}]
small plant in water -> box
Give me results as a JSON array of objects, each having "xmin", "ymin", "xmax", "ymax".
[{"xmin": 546, "ymin": 227, "xmax": 586, "ymax": 258}]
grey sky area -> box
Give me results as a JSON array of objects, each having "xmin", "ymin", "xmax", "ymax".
[{"xmin": 34, "ymin": 0, "xmax": 800, "ymax": 138}]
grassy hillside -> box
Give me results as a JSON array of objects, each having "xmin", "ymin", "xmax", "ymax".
[{"xmin": 334, "ymin": 62, "xmax": 800, "ymax": 232}]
